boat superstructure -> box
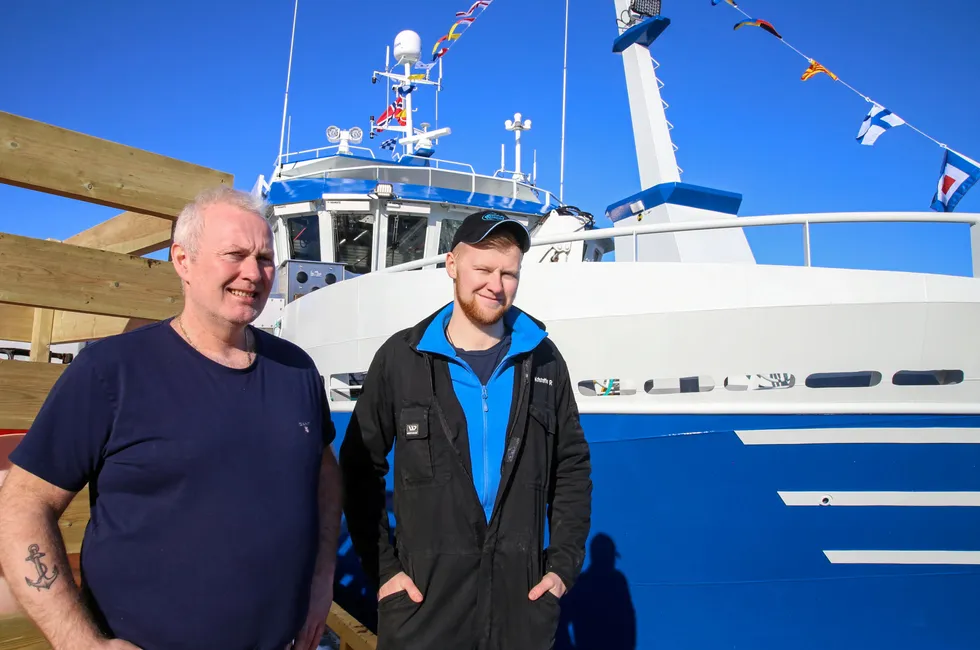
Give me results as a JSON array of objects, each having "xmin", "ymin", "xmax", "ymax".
[{"xmin": 253, "ymin": 2, "xmax": 980, "ymax": 648}]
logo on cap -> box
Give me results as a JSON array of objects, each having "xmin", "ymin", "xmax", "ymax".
[{"xmin": 482, "ymin": 212, "xmax": 506, "ymax": 222}]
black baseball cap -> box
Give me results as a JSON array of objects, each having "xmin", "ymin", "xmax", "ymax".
[{"xmin": 450, "ymin": 209, "xmax": 531, "ymax": 253}]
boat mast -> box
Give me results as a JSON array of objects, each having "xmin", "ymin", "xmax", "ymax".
[
  {"xmin": 613, "ymin": 0, "xmax": 680, "ymax": 187},
  {"xmin": 559, "ymin": 0, "xmax": 570, "ymax": 201},
  {"xmin": 277, "ymin": 0, "xmax": 300, "ymax": 165},
  {"xmin": 371, "ymin": 31, "xmax": 451, "ymax": 157},
  {"xmin": 402, "ymin": 61, "xmax": 415, "ymax": 156}
]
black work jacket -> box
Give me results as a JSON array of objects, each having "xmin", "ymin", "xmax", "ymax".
[{"xmin": 339, "ymin": 306, "xmax": 593, "ymax": 650}]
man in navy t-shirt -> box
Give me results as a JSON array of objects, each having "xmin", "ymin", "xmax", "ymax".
[{"xmin": 0, "ymin": 187, "xmax": 341, "ymax": 650}]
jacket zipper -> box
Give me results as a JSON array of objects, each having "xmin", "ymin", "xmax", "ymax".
[{"xmin": 482, "ymin": 384, "xmax": 488, "ymax": 512}]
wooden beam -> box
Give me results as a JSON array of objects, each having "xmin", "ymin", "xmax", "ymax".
[
  {"xmin": 0, "ymin": 111, "xmax": 233, "ymax": 219},
  {"xmin": 53, "ymin": 211, "xmax": 174, "ymax": 340},
  {"xmin": 65, "ymin": 212, "xmax": 174, "ymax": 257},
  {"xmin": 0, "ymin": 614, "xmax": 49, "ymax": 650},
  {"xmin": 0, "ymin": 233, "xmax": 182, "ymax": 320},
  {"xmin": 0, "ymin": 306, "xmax": 147, "ymax": 346},
  {"xmin": 0, "ymin": 213, "xmax": 174, "ymax": 344},
  {"xmin": 0, "ymin": 305, "xmax": 32, "ymax": 342},
  {"xmin": 51, "ymin": 313, "xmax": 153, "ymax": 345},
  {"xmin": 327, "ymin": 604, "xmax": 378, "ymax": 650},
  {"xmin": 0, "ymin": 361, "xmax": 64, "ymax": 430},
  {"xmin": 0, "ymin": 600, "xmax": 376, "ymax": 650},
  {"xmin": 27, "ymin": 310, "xmax": 54, "ymax": 363},
  {"xmin": 58, "ymin": 487, "xmax": 88, "ymax": 555}
]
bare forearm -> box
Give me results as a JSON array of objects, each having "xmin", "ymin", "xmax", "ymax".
[
  {"xmin": 311, "ymin": 450, "xmax": 342, "ymax": 600},
  {"xmin": 0, "ymin": 499, "xmax": 102, "ymax": 649}
]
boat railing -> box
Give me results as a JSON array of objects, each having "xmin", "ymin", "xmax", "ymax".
[
  {"xmin": 284, "ymin": 162, "xmax": 479, "ymax": 193},
  {"xmin": 393, "ymin": 154, "xmax": 476, "ymax": 174},
  {"xmin": 282, "ymin": 159, "xmax": 557, "ymax": 206},
  {"xmin": 379, "ymin": 211, "xmax": 980, "ymax": 275},
  {"xmin": 276, "ymin": 145, "xmax": 377, "ymax": 166},
  {"xmin": 492, "ymin": 169, "xmax": 533, "ymax": 184}
]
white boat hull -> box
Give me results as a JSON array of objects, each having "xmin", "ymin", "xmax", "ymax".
[{"xmin": 279, "ymin": 261, "xmax": 980, "ymax": 649}]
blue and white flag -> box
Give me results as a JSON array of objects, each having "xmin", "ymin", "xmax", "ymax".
[
  {"xmin": 380, "ymin": 137, "xmax": 398, "ymax": 151},
  {"xmin": 396, "ymin": 82, "xmax": 418, "ymax": 97},
  {"xmin": 931, "ymin": 148, "xmax": 980, "ymax": 212},
  {"xmin": 856, "ymin": 103, "xmax": 905, "ymax": 146}
]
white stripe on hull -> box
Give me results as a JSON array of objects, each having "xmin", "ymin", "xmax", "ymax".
[
  {"xmin": 779, "ymin": 491, "xmax": 980, "ymax": 507},
  {"xmin": 737, "ymin": 428, "xmax": 980, "ymax": 445},
  {"xmin": 824, "ymin": 551, "xmax": 980, "ymax": 565}
]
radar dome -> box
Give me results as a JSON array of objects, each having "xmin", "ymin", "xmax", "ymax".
[{"xmin": 393, "ymin": 30, "xmax": 422, "ymax": 65}]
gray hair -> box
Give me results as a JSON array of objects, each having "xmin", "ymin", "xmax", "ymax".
[{"xmin": 173, "ymin": 186, "xmax": 270, "ymax": 256}]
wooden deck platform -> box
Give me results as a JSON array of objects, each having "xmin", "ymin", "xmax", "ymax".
[{"xmin": 0, "ymin": 110, "xmax": 377, "ymax": 650}]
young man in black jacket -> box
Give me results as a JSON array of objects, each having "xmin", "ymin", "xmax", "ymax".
[{"xmin": 339, "ymin": 209, "xmax": 592, "ymax": 650}]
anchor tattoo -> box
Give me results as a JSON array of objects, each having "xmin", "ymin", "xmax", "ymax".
[{"xmin": 24, "ymin": 544, "xmax": 59, "ymax": 591}]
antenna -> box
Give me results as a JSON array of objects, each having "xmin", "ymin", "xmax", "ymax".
[
  {"xmin": 504, "ymin": 112, "xmax": 532, "ymax": 181},
  {"xmin": 385, "ymin": 46, "xmax": 391, "ymax": 112},
  {"xmin": 500, "ymin": 144, "xmax": 505, "ymax": 172},
  {"xmin": 392, "ymin": 30, "xmax": 422, "ymax": 155},
  {"xmin": 559, "ymin": 0, "xmax": 569, "ymax": 201},
  {"xmin": 286, "ymin": 115, "xmax": 291, "ymax": 155},
  {"xmin": 277, "ymin": 0, "xmax": 300, "ymax": 167},
  {"xmin": 435, "ymin": 57, "xmax": 443, "ymax": 142},
  {"xmin": 533, "ymin": 149, "xmax": 537, "ymax": 185}
]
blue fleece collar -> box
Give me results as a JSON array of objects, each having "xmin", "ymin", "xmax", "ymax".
[{"xmin": 417, "ymin": 302, "xmax": 546, "ymax": 362}]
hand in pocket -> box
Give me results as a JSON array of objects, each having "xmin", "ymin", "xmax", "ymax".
[
  {"xmin": 528, "ymin": 572, "xmax": 566, "ymax": 600},
  {"xmin": 378, "ymin": 571, "xmax": 424, "ymax": 603}
]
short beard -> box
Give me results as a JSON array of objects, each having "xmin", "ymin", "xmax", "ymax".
[{"xmin": 455, "ymin": 279, "xmax": 506, "ymax": 326}]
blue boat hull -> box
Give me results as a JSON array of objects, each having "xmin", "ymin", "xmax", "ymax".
[{"xmin": 329, "ymin": 411, "xmax": 980, "ymax": 649}]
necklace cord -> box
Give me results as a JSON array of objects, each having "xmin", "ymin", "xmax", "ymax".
[{"xmin": 176, "ymin": 316, "xmax": 254, "ymax": 368}]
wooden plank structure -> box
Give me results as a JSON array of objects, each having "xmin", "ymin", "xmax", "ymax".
[{"xmin": 0, "ymin": 110, "xmax": 378, "ymax": 649}]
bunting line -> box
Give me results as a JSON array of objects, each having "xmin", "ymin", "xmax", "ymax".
[
  {"xmin": 715, "ymin": 1, "xmax": 949, "ymax": 149},
  {"xmin": 710, "ymin": 0, "xmax": 978, "ymax": 210},
  {"xmin": 414, "ymin": 0, "xmax": 495, "ymax": 71}
]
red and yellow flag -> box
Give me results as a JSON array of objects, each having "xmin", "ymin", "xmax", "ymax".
[{"xmin": 802, "ymin": 59, "xmax": 838, "ymax": 82}]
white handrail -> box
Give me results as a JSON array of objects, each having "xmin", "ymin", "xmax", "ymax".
[
  {"xmin": 379, "ymin": 211, "xmax": 980, "ymax": 273},
  {"xmin": 281, "ymin": 162, "xmax": 551, "ymax": 202},
  {"xmin": 277, "ymin": 154, "xmax": 553, "ymax": 191},
  {"xmin": 277, "ymin": 145, "xmax": 377, "ymax": 165},
  {"xmin": 283, "ymin": 163, "xmax": 468, "ymax": 183},
  {"xmin": 396, "ymin": 155, "xmax": 476, "ymax": 174}
]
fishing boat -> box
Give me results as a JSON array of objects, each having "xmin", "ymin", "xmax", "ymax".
[{"xmin": 253, "ymin": 1, "xmax": 980, "ymax": 647}]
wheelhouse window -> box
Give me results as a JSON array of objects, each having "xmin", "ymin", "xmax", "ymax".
[
  {"xmin": 436, "ymin": 217, "xmax": 463, "ymax": 268},
  {"xmin": 333, "ymin": 214, "xmax": 374, "ymax": 275},
  {"xmin": 287, "ymin": 215, "xmax": 320, "ymax": 261},
  {"xmin": 384, "ymin": 214, "xmax": 428, "ymax": 268}
]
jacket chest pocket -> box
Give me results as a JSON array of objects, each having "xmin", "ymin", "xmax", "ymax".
[
  {"xmin": 524, "ymin": 403, "xmax": 556, "ymax": 488},
  {"xmin": 396, "ymin": 406, "xmax": 435, "ymax": 487}
]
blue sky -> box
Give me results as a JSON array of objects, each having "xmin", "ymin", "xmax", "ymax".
[{"xmin": 2, "ymin": 0, "xmax": 978, "ymax": 274}]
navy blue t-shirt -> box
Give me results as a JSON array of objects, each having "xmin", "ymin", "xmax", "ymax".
[
  {"xmin": 452, "ymin": 333, "xmax": 511, "ymax": 386},
  {"xmin": 9, "ymin": 320, "xmax": 334, "ymax": 650}
]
